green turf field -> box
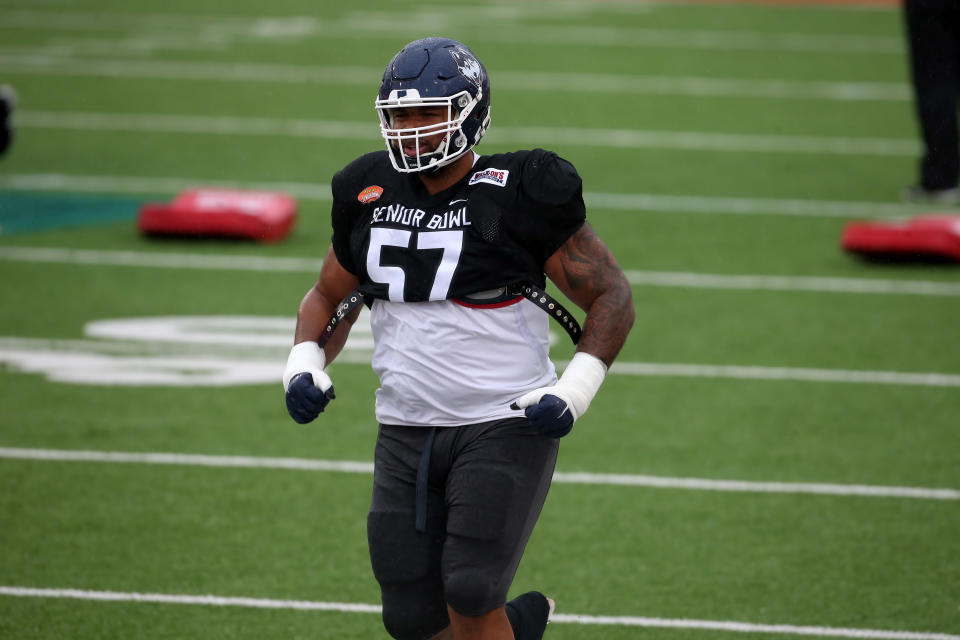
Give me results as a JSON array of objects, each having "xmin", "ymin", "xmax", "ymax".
[{"xmin": 1, "ymin": 1, "xmax": 958, "ymax": 638}]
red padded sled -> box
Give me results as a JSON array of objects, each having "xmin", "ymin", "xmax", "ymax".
[
  {"xmin": 841, "ymin": 215, "xmax": 960, "ymax": 262},
  {"xmin": 138, "ymin": 189, "xmax": 297, "ymax": 243}
]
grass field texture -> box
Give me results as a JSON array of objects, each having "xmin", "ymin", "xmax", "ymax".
[{"xmin": 0, "ymin": 1, "xmax": 958, "ymax": 639}]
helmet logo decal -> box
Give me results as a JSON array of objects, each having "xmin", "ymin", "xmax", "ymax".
[
  {"xmin": 358, "ymin": 185, "xmax": 384, "ymax": 204},
  {"xmin": 450, "ymin": 46, "xmax": 483, "ymax": 87}
]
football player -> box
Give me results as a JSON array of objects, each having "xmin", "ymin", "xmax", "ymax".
[{"xmin": 284, "ymin": 37, "xmax": 634, "ymax": 640}]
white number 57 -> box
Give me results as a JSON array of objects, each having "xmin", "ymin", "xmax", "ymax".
[{"xmin": 366, "ymin": 228, "xmax": 464, "ymax": 301}]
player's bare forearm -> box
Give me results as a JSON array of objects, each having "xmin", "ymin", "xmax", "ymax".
[
  {"xmin": 545, "ymin": 223, "xmax": 634, "ymax": 368},
  {"xmin": 294, "ymin": 246, "xmax": 362, "ymax": 364},
  {"xmin": 294, "ymin": 286, "xmax": 354, "ymax": 363}
]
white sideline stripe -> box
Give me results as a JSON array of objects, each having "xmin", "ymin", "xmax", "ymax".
[
  {"xmin": 1, "ymin": 448, "xmax": 956, "ymax": 501},
  {"xmin": 0, "ymin": 587, "xmax": 956, "ymax": 640},
  {"xmin": 0, "ymin": 56, "xmax": 910, "ymax": 101},
  {"xmin": 0, "ymin": 173, "xmax": 931, "ymax": 219},
  {"xmin": 3, "ymin": 247, "xmax": 960, "ymax": 298},
  {"xmin": 15, "ymin": 110, "xmax": 920, "ymax": 157}
]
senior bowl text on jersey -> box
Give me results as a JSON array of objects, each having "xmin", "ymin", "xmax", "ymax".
[
  {"xmin": 369, "ymin": 201, "xmax": 471, "ymax": 231},
  {"xmin": 331, "ymin": 148, "xmax": 585, "ymax": 305}
]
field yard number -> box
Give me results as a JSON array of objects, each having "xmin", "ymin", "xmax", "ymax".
[{"xmin": 0, "ymin": 316, "xmax": 372, "ymax": 386}]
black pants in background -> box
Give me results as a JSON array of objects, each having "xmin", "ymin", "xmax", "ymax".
[
  {"xmin": 904, "ymin": 0, "xmax": 960, "ymax": 190},
  {"xmin": 0, "ymin": 93, "xmax": 11, "ymax": 157}
]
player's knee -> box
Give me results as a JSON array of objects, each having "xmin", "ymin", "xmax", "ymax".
[
  {"xmin": 444, "ymin": 566, "xmax": 502, "ymax": 617},
  {"xmin": 369, "ymin": 511, "xmax": 449, "ymax": 638},
  {"xmin": 380, "ymin": 604, "xmax": 443, "ymax": 640},
  {"xmin": 380, "ymin": 584, "xmax": 449, "ymax": 640}
]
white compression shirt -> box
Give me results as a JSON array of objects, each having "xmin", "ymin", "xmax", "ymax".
[{"xmin": 369, "ymin": 297, "xmax": 559, "ymax": 427}]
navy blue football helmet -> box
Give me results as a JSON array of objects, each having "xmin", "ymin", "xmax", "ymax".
[{"xmin": 376, "ymin": 38, "xmax": 491, "ymax": 173}]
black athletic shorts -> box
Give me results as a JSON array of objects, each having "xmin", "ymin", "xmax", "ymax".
[{"xmin": 367, "ymin": 417, "xmax": 559, "ymax": 625}]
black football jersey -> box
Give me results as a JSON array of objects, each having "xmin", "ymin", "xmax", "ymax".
[{"xmin": 330, "ymin": 148, "xmax": 586, "ymax": 302}]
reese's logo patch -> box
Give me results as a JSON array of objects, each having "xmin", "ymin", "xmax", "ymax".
[
  {"xmin": 468, "ymin": 168, "xmax": 509, "ymax": 188},
  {"xmin": 358, "ymin": 185, "xmax": 384, "ymax": 204}
]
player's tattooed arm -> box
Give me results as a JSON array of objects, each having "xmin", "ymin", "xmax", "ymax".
[{"xmin": 545, "ymin": 223, "xmax": 634, "ymax": 367}]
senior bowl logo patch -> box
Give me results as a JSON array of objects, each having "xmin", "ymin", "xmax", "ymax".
[
  {"xmin": 358, "ymin": 185, "xmax": 383, "ymax": 204},
  {"xmin": 468, "ymin": 168, "xmax": 509, "ymax": 188}
]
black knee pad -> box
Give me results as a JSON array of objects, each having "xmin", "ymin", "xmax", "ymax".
[
  {"xmin": 379, "ymin": 582, "xmax": 449, "ymax": 640},
  {"xmin": 444, "ymin": 565, "xmax": 503, "ymax": 617},
  {"xmin": 368, "ymin": 511, "xmax": 448, "ymax": 639}
]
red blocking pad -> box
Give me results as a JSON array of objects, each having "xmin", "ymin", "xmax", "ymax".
[
  {"xmin": 138, "ymin": 189, "xmax": 297, "ymax": 243},
  {"xmin": 841, "ymin": 215, "xmax": 960, "ymax": 262}
]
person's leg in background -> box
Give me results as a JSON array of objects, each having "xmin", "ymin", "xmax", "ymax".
[
  {"xmin": 904, "ymin": 0, "xmax": 960, "ymax": 202},
  {"xmin": 0, "ymin": 85, "xmax": 16, "ymax": 157}
]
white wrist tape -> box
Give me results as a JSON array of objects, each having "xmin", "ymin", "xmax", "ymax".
[
  {"xmin": 513, "ymin": 351, "xmax": 607, "ymax": 421},
  {"xmin": 282, "ymin": 341, "xmax": 328, "ymax": 392},
  {"xmin": 556, "ymin": 351, "xmax": 608, "ymax": 420}
]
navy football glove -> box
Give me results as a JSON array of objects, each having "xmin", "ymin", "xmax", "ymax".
[
  {"xmin": 516, "ymin": 394, "xmax": 575, "ymax": 438},
  {"xmin": 283, "ymin": 342, "xmax": 335, "ymax": 424},
  {"xmin": 285, "ymin": 373, "xmax": 336, "ymax": 424}
]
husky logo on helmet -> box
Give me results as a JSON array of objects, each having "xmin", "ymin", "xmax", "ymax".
[{"xmin": 450, "ymin": 46, "xmax": 483, "ymax": 88}]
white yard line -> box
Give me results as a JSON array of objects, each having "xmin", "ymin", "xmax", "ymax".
[
  {"xmin": 1, "ymin": 335, "xmax": 957, "ymax": 388},
  {"xmin": 583, "ymin": 192, "xmax": 928, "ymax": 218},
  {"xmin": 609, "ymin": 362, "xmax": 960, "ymax": 388},
  {"xmin": 0, "ymin": 246, "xmax": 326, "ymax": 273},
  {"xmin": 0, "ymin": 11, "xmax": 260, "ymax": 31},
  {"xmin": 622, "ymin": 271, "xmax": 960, "ymax": 296},
  {"xmin": 0, "ymin": 587, "xmax": 955, "ymax": 639},
  {"xmin": 336, "ymin": 16, "xmax": 904, "ymax": 54},
  {"xmin": 0, "ymin": 55, "xmax": 909, "ymax": 101},
  {"xmin": 2, "ymin": 247, "xmax": 959, "ymax": 297},
  {"xmin": 0, "ymin": 448, "xmax": 956, "ymax": 500},
  {"xmin": 14, "ymin": 110, "xmax": 920, "ymax": 157},
  {"xmin": 505, "ymin": 125, "xmax": 919, "ymax": 156},
  {"xmin": 496, "ymin": 71, "xmax": 909, "ymax": 102},
  {"xmin": 443, "ymin": 28, "xmax": 902, "ymax": 55},
  {"xmin": 0, "ymin": 173, "xmax": 931, "ymax": 219},
  {"xmin": 19, "ymin": 57, "xmax": 913, "ymax": 101},
  {"xmin": 0, "ymin": 173, "xmax": 333, "ymax": 201},
  {"xmin": 0, "ymin": 10, "xmax": 904, "ymax": 54}
]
